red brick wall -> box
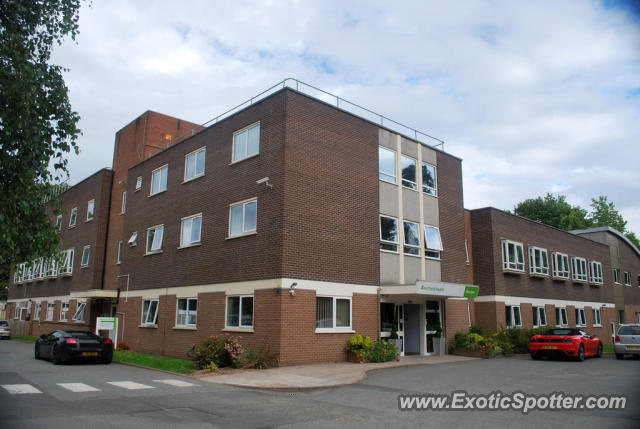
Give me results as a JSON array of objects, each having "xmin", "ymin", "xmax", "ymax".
[{"xmin": 445, "ymin": 299, "xmax": 472, "ymax": 346}]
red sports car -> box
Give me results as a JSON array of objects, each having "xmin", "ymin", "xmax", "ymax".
[{"xmin": 529, "ymin": 328, "xmax": 602, "ymax": 361}]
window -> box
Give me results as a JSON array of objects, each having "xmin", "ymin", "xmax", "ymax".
[
  {"xmin": 571, "ymin": 257, "xmax": 587, "ymax": 282},
  {"xmin": 141, "ymin": 300, "xmax": 159, "ymax": 325},
  {"xmin": 403, "ymin": 221, "xmax": 421, "ymax": 256},
  {"xmin": 146, "ymin": 225, "xmax": 164, "ymax": 253},
  {"xmin": 69, "ymin": 207, "xmax": 78, "ymax": 227},
  {"xmin": 38, "ymin": 258, "xmax": 48, "ymax": 279},
  {"xmin": 464, "ymin": 240, "xmax": 469, "ymax": 264},
  {"xmin": 128, "ymin": 232, "xmax": 138, "ymax": 247},
  {"xmin": 226, "ymin": 295, "xmax": 254, "ymax": 328},
  {"xmin": 176, "ymin": 298, "xmax": 197, "ymax": 326},
  {"xmin": 401, "ymin": 155, "xmax": 417, "ymax": 190},
  {"xmin": 533, "ymin": 306, "xmax": 547, "ymax": 327},
  {"xmin": 150, "ymin": 165, "xmax": 168, "ymax": 195},
  {"xmin": 316, "ymin": 296, "xmax": 351, "ymax": 330},
  {"xmin": 80, "ymin": 246, "xmax": 90, "ymax": 267},
  {"xmin": 552, "ymin": 252, "xmax": 570, "ymax": 279},
  {"xmin": 592, "ymin": 308, "xmax": 602, "ymax": 327},
  {"xmin": 638, "ymin": 275, "xmax": 640, "ymax": 287},
  {"xmin": 184, "ymin": 147, "xmax": 206, "ymax": 181},
  {"xmin": 180, "ymin": 214, "xmax": 202, "ymax": 246},
  {"xmin": 229, "ymin": 199, "xmax": 257, "ymax": 237},
  {"xmin": 32, "ymin": 259, "xmax": 42, "ymax": 280},
  {"xmin": 589, "ymin": 261, "xmax": 603, "ymax": 284},
  {"xmin": 46, "ymin": 303, "xmax": 54, "ymax": 321},
  {"xmin": 613, "ymin": 268, "xmax": 620, "ymax": 283},
  {"xmin": 424, "ymin": 225, "xmax": 443, "ymax": 259},
  {"xmin": 60, "ymin": 302, "xmax": 69, "ymax": 321},
  {"xmin": 232, "ymin": 122, "xmax": 260, "ymax": 162},
  {"xmin": 618, "ymin": 310, "xmax": 625, "ymax": 324},
  {"xmin": 46, "ymin": 257, "xmax": 57, "ymax": 277},
  {"xmin": 528, "ymin": 246, "xmax": 549, "ymax": 276},
  {"xmin": 121, "ymin": 191, "xmax": 127, "ymax": 213},
  {"xmin": 502, "ymin": 240, "xmax": 524, "ymax": 272},
  {"xmin": 58, "ymin": 249, "xmax": 74, "ymax": 275},
  {"xmin": 117, "ymin": 240, "xmax": 122, "ymax": 264},
  {"xmin": 14, "ymin": 302, "xmax": 26, "ymax": 320},
  {"xmin": 380, "ymin": 215, "xmax": 399, "ymax": 252},
  {"xmin": 556, "ymin": 307, "xmax": 568, "ymax": 327},
  {"xmin": 575, "ymin": 308, "xmax": 586, "ymax": 326},
  {"xmin": 505, "ymin": 305, "xmax": 522, "ymax": 327},
  {"xmin": 422, "ymin": 162, "xmax": 437, "ymax": 196},
  {"xmin": 624, "ymin": 271, "xmax": 631, "ymax": 286},
  {"xmin": 55, "ymin": 215, "xmax": 62, "ymax": 232},
  {"xmin": 72, "ymin": 302, "xmax": 86, "ymax": 322},
  {"xmin": 135, "ymin": 176, "xmax": 142, "ymax": 191},
  {"xmin": 378, "ymin": 146, "xmax": 396, "ymax": 184},
  {"xmin": 34, "ymin": 302, "xmax": 41, "ymax": 321},
  {"xmin": 86, "ymin": 199, "xmax": 95, "ymax": 221}
]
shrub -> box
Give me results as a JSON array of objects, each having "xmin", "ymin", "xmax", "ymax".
[
  {"xmin": 467, "ymin": 333, "xmax": 484, "ymax": 345},
  {"xmin": 241, "ymin": 342, "xmax": 279, "ymax": 369},
  {"xmin": 469, "ymin": 325, "xmax": 486, "ymax": 336},
  {"xmin": 190, "ymin": 334, "xmax": 245, "ymax": 369},
  {"xmin": 346, "ymin": 334, "xmax": 373, "ymax": 353},
  {"xmin": 116, "ymin": 342, "xmax": 130, "ymax": 351},
  {"xmin": 364, "ymin": 340, "xmax": 399, "ymax": 363}
]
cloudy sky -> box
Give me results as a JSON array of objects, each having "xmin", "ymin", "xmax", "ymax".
[{"xmin": 51, "ymin": 0, "xmax": 640, "ymax": 234}]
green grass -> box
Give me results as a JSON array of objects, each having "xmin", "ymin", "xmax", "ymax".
[
  {"xmin": 603, "ymin": 344, "xmax": 614, "ymax": 353},
  {"xmin": 113, "ymin": 350, "xmax": 194, "ymax": 374},
  {"xmin": 11, "ymin": 336, "xmax": 38, "ymax": 342}
]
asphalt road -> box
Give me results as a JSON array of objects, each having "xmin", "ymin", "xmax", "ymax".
[{"xmin": 1, "ymin": 339, "xmax": 638, "ymax": 428}]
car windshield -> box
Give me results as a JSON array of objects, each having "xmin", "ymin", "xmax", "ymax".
[
  {"xmin": 0, "ymin": 321, "xmax": 8, "ymax": 327},
  {"xmin": 618, "ymin": 326, "xmax": 640, "ymax": 335},
  {"xmin": 545, "ymin": 329, "xmax": 580, "ymax": 336}
]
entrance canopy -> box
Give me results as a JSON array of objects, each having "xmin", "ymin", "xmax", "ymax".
[
  {"xmin": 70, "ymin": 289, "xmax": 118, "ymax": 299},
  {"xmin": 380, "ymin": 281, "xmax": 479, "ymax": 299}
]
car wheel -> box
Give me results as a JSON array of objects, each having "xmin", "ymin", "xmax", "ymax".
[
  {"xmin": 596, "ymin": 343, "xmax": 603, "ymax": 358},
  {"xmin": 102, "ymin": 356, "xmax": 113, "ymax": 364},
  {"xmin": 531, "ymin": 353, "xmax": 541, "ymax": 360},
  {"xmin": 615, "ymin": 353, "xmax": 624, "ymax": 360},
  {"xmin": 577, "ymin": 345, "xmax": 585, "ymax": 361},
  {"xmin": 52, "ymin": 346, "xmax": 65, "ymax": 365},
  {"xmin": 34, "ymin": 345, "xmax": 41, "ymax": 360},
  {"xmin": 633, "ymin": 355, "xmax": 640, "ymax": 360}
]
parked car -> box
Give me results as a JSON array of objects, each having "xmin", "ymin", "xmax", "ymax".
[
  {"xmin": 614, "ymin": 324, "xmax": 640, "ymax": 360},
  {"xmin": 529, "ymin": 328, "xmax": 602, "ymax": 361},
  {"xmin": 0, "ymin": 320, "xmax": 10, "ymax": 339},
  {"xmin": 34, "ymin": 330, "xmax": 113, "ymax": 364}
]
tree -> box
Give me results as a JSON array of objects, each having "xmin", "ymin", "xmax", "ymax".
[
  {"xmin": 589, "ymin": 196, "xmax": 627, "ymax": 233},
  {"xmin": 0, "ymin": 0, "xmax": 82, "ymax": 269},
  {"xmin": 513, "ymin": 193, "xmax": 592, "ymax": 231}
]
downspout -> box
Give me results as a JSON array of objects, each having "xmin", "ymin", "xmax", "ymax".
[{"xmin": 377, "ymin": 287, "xmax": 381, "ymax": 340}]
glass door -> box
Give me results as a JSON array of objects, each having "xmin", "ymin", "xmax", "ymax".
[{"xmin": 425, "ymin": 300, "xmax": 441, "ymax": 355}]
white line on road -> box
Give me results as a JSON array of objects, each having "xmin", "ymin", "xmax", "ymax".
[
  {"xmin": 1, "ymin": 384, "xmax": 42, "ymax": 394},
  {"xmin": 57, "ymin": 383, "xmax": 101, "ymax": 392},
  {"xmin": 107, "ymin": 381, "xmax": 155, "ymax": 390},
  {"xmin": 153, "ymin": 379, "xmax": 198, "ymax": 387}
]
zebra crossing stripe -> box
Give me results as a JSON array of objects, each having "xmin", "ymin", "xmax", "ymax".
[
  {"xmin": 57, "ymin": 383, "xmax": 101, "ymax": 392},
  {"xmin": 107, "ymin": 381, "xmax": 155, "ymax": 390},
  {"xmin": 153, "ymin": 379, "xmax": 197, "ymax": 387},
  {"xmin": 1, "ymin": 384, "xmax": 42, "ymax": 394}
]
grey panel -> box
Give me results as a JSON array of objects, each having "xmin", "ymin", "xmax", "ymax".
[
  {"xmin": 421, "ymin": 145, "xmax": 437, "ymax": 165},
  {"xmin": 404, "ymin": 256, "xmax": 422, "ymax": 284},
  {"xmin": 379, "ymin": 128, "xmax": 396, "ymax": 150},
  {"xmin": 401, "ymin": 137, "xmax": 418, "ymax": 158},
  {"xmin": 425, "ymin": 259, "xmax": 441, "ymax": 282},
  {"xmin": 423, "ymin": 196, "xmax": 439, "ymax": 226},
  {"xmin": 380, "ymin": 251, "xmax": 400, "ymax": 285},
  {"xmin": 380, "ymin": 181, "xmax": 398, "ymax": 217},
  {"xmin": 402, "ymin": 188, "xmax": 420, "ymax": 221}
]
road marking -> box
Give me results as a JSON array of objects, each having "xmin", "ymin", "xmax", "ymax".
[
  {"xmin": 107, "ymin": 381, "xmax": 155, "ymax": 390},
  {"xmin": 57, "ymin": 383, "xmax": 101, "ymax": 392},
  {"xmin": 1, "ymin": 384, "xmax": 42, "ymax": 394},
  {"xmin": 153, "ymin": 379, "xmax": 198, "ymax": 387}
]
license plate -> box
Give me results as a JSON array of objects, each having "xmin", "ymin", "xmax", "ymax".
[
  {"xmin": 82, "ymin": 352, "xmax": 99, "ymax": 357},
  {"xmin": 542, "ymin": 346, "xmax": 558, "ymax": 350},
  {"xmin": 627, "ymin": 345, "xmax": 640, "ymax": 350}
]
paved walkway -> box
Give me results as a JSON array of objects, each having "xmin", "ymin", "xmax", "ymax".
[{"xmin": 199, "ymin": 354, "xmax": 477, "ymax": 389}]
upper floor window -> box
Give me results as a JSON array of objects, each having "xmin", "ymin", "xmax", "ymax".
[
  {"xmin": 571, "ymin": 257, "xmax": 587, "ymax": 283},
  {"xmin": 229, "ymin": 199, "xmax": 257, "ymax": 237},
  {"xmin": 316, "ymin": 296, "xmax": 351, "ymax": 331},
  {"xmin": 401, "ymin": 155, "xmax": 417, "ymax": 190},
  {"xmin": 533, "ymin": 306, "xmax": 547, "ymax": 327},
  {"xmin": 501, "ymin": 239, "xmax": 524, "ymax": 272},
  {"xmin": 176, "ymin": 298, "xmax": 197, "ymax": 327},
  {"xmin": 128, "ymin": 232, "xmax": 138, "ymax": 246},
  {"xmin": 589, "ymin": 261, "xmax": 603, "ymax": 285},
  {"xmin": 184, "ymin": 147, "xmax": 206, "ymax": 181},
  {"xmin": 121, "ymin": 191, "xmax": 127, "ymax": 213},
  {"xmin": 556, "ymin": 307, "xmax": 568, "ymax": 327},
  {"xmin": 232, "ymin": 122, "xmax": 260, "ymax": 163},
  {"xmin": 378, "ymin": 146, "xmax": 396, "ymax": 184},
  {"xmin": 379, "ymin": 215, "xmax": 398, "ymax": 252},
  {"xmin": 226, "ymin": 295, "xmax": 254, "ymax": 329},
  {"xmin": 46, "ymin": 256, "xmax": 57, "ymax": 277},
  {"xmin": 422, "ymin": 162, "xmax": 437, "ymax": 196},
  {"xmin": 424, "ymin": 225, "xmax": 443, "ymax": 259},
  {"xmin": 142, "ymin": 299, "xmax": 159, "ymax": 325},
  {"xmin": 80, "ymin": 246, "xmax": 90, "ymax": 267},
  {"xmin": 403, "ymin": 221, "xmax": 421, "ymax": 256},
  {"xmin": 146, "ymin": 225, "xmax": 164, "ymax": 254},
  {"xmin": 552, "ymin": 252, "xmax": 570, "ymax": 279},
  {"xmin": 69, "ymin": 207, "xmax": 78, "ymax": 227},
  {"xmin": 117, "ymin": 240, "xmax": 122, "ymax": 264},
  {"xmin": 59, "ymin": 249, "xmax": 74, "ymax": 275},
  {"xmin": 505, "ymin": 305, "xmax": 522, "ymax": 327},
  {"xmin": 86, "ymin": 199, "xmax": 95, "ymax": 221},
  {"xmin": 135, "ymin": 176, "xmax": 142, "ymax": 191},
  {"xmin": 528, "ymin": 246, "xmax": 549, "ymax": 276},
  {"xmin": 55, "ymin": 215, "xmax": 62, "ymax": 232},
  {"xmin": 180, "ymin": 214, "xmax": 202, "ymax": 247},
  {"xmin": 575, "ymin": 308, "xmax": 586, "ymax": 326},
  {"xmin": 613, "ymin": 268, "xmax": 620, "ymax": 284},
  {"xmin": 623, "ymin": 271, "xmax": 631, "ymax": 286},
  {"xmin": 150, "ymin": 165, "xmax": 168, "ymax": 195}
]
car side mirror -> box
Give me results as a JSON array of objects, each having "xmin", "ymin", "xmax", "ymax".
[{"xmin": 39, "ymin": 334, "xmax": 46, "ymax": 339}]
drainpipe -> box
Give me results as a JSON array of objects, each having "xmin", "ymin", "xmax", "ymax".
[{"xmin": 377, "ymin": 287, "xmax": 381, "ymax": 341}]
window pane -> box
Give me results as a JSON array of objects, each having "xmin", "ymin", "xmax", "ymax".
[
  {"xmin": 149, "ymin": 301, "xmax": 158, "ymax": 324},
  {"xmin": 241, "ymin": 296, "xmax": 253, "ymax": 327},
  {"xmin": 181, "ymin": 219, "xmax": 191, "ymax": 246},
  {"xmin": 316, "ymin": 297, "xmax": 333, "ymax": 328},
  {"xmin": 247, "ymin": 124, "xmax": 260, "ymax": 156},
  {"xmin": 422, "ymin": 163, "xmax": 436, "ymax": 194},
  {"xmin": 380, "ymin": 303, "xmax": 394, "ymax": 332},
  {"xmin": 233, "ymin": 132, "xmax": 246, "ymax": 161},
  {"xmin": 227, "ymin": 296, "xmax": 240, "ymax": 327},
  {"xmin": 401, "ymin": 156, "xmax": 417, "ymax": 189},
  {"xmin": 244, "ymin": 201, "xmax": 257, "ymax": 232},
  {"xmin": 230, "ymin": 205, "xmax": 243, "ymax": 236},
  {"xmin": 380, "ymin": 217, "xmax": 398, "ymax": 243},
  {"xmin": 424, "ymin": 226, "xmax": 443, "ymax": 251},
  {"xmin": 147, "ymin": 229, "xmax": 155, "ymax": 252},
  {"xmin": 336, "ymin": 299, "xmax": 350, "ymax": 327},
  {"xmin": 378, "ymin": 147, "xmax": 396, "ymax": 183},
  {"xmin": 196, "ymin": 149, "xmax": 206, "ymax": 175},
  {"xmin": 142, "ymin": 301, "xmax": 150, "ymax": 322},
  {"xmin": 152, "ymin": 226, "xmax": 163, "ymax": 250},
  {"xmin": 403, "ymin": 222, "xmax": 420, "ymax": 247},
  {"xmin": 191, "ymin": 216, "xmax": 201, "ymax": 243},
  {"xmin": 540, "ymin": 308, "xmax": 546, "ymax": 325},
  {"xmin": 186, "ymin": 153, "xmax": 196, "ymax": 178},
  {"xmin": 514, "ymin": 307, "xmax": 521, "ymax": 325},
  {"xmin": 533, "ymin": 308, "xmax": 539, "ymax": 325}
]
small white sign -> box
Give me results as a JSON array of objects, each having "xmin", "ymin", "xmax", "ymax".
[{"xmin": 95, "ymin": 317, "xmax": 118, "ymax": 331}]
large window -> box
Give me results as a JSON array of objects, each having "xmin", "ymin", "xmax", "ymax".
[
  {"xmin": 379, "ymin": 215, "xmax": 399, "ymax": 252},
  {"xmin": 146, "ymin": 225, "xmax": 164, "ymax": 253},
  {"xmin": 575, "ymin": 308, "xmax": 586, "ymax": 326},
  {"xmin": 528, "ymin": 246, "xmax": 549, "ymax": 276},
  {"xmin": 232, "ymin": 122, "xmax": 260, "ymax": 162},
  {"xmin": 60, "ymin": 302, "xmax": 69, "ymax": 321},
  {"xmin": 80, "ymin": 246, "xmax": 90, "ymax": 267},
  {"xmin": 505, "ymin": 305, "xmax": 522, "ymax": 327},
  {"xmin": 72, "ymin": 302, "xmax": 86, "ymax": 322},
  {"xmin": 141, "ymin": 300, "xmax": 159, "ymax": 325},
  {"xmin": 46, "ymin": 303, "xmax": 54, "ymax": 321},
  {"xmin": 533, "ymin": 306, "xmax": 547, "ymax": 327},
  {"xmin": 403, "ymin": 221, "xmax": 420, "ymax": 256},
  {"xmin": 150, "ymin": 165, "xmax": 168, "ymax": 195},
  {"xmin": 378, "ymin": 147, "xmax": 396, "ymax": 184},
  {"xmin": 424, "ymin": 225, "xmax": 443, "ymax": 259},
  {"xmin": 226, "ymin": 295, "xmax": 254, "ymax": 329},
  {"xmin": 229, "ymin": 199, "xmax": 257, "ymax": 237},
  {"xmin": 552, "ymin": 252, "xmax": 570, "ymax": 279},
  {"xmin": 421, "ymin": 162, "xmax": 437, "ymax": 196},
  {"xmin": 69, "ymin": 207, "xmax": 78, "ymax": 227},
  {"xmin": 592, "ymin": 308, "xmax": 602, "ymax": 326},
  {"xmin": 316, "ymin": 296, "xmax": 351, "ymax": 330},
  {"xmin": 184, "ymin": 147, "xmax": 206, "ymax": 181},
  {"xmin": 180, "ymin": 214, "xmax": 202, "ymax": 247},
  {"xmin": 556, "ymin": 307, "xmax": 568, "ymax": 327},
  {"xmin": 589, "ymin": 261, "xmax": 603, "ymax": 284},
  {"xmin": 571, "ymin": 257, "xmax": 588, "ymax": 283},
  {"xmin": 502, "ymin": 240, "xmax": 524, "ymax": 272},
  {"xmin": 401, "ymin": 155, "xmax": 417, "ymax": 190},
  {"xmin": 58, "ymin": 249, "xmax": 74, "ymax": 275},
  {"xmin": 86, "ymin": 199, "xmax": 95, "ymax": 221},
  {"xmin": 176, "ymin": 298, "xmax": 197, "ymax": 327}
]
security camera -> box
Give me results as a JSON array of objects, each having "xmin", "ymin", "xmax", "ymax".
[{"xmin": 256, "ymin": 177, "xmax": 270, "ymax": 185}]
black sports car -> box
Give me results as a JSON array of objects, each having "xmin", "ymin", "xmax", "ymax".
[{"xmin": 34, "ymin": 330, "xmax": 113, "ymax": 364}]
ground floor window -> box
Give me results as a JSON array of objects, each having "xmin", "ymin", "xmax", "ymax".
[
  {"xmin": 34, "ymin": 302, "xmax": 41, "ymax": 321},
  {"xmin": 60, "ymin": 302, "xmax": 69, "ymax": 321},
  {"xmin": 556, "ymin": 307, "xmax": 568, "ymax": 326},
  {"xmin": 46, "ymin": 303, "xmax": 54, "ymax": 321},
  {"xmin": 575, "ymin": 308, "xmax": 586, "ymax": 326},
  {"xmin": 505, "ymin": 305, "xmax": 522, "ymax": 327},
  {"xmin": 316, "ymin": 296, "xmax": 351, "ymax": 330},
  {"xmin": 142, "ymin": 300, "xmax": 159, "ymax": 325},
  {"xmin": 226, "ymin": 295, "xmax": 254, "ymax": 328},
  {"xmin": 533, "ymin": 306, "xmax": 547, "ymax": 327},
  {"xmin": 592, "ymin": 308, "xmax": 602, "ymax": 326},
  {"xmin": 176, "ymin": 298, "xmax": 197, "ymax": 327},
  {"xmin": 618, "ymin": 310, "xmax": 624, "ymax": 324},
  {"xmin": 72, "ymin": 302, "xmax": 86, "ymax": 322},
  {"xmin": 14, "ymin": 302, "xmax": 26, "ymax": 320},
  {"xmin": 380, "ymin": 303, "xmax": 395, "ymax": 333}
]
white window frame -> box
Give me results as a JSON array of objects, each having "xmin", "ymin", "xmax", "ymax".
[
  {"xmin": 60, "ymin": 302, "xmax": 69, "ymax": 321},
  {"xmin": 552, "ymin": 252, "xmax": 570, "ymax": 279},
  {"xmin": 228, "ymin": 199, "xmax": 257, "ymax": 237},
  {"xmin": 575, "ymin": 308, "xmax": 586, "ymax": 327},
  {"xmin": 528, "ymin": 246, "xmax": 549, "ymax": 276},
  {"xmin": 150, "ymin": 164, "xmax": 168, "ymax": 196},
  {"xmin": 379, "ymin": 215, "xmax": 399, "ymax": 253},
  {"xmin": 46, "ymin": 256, "xmax": 58, "ymax": 277},
  {"xmin": 72, "ymin": 302, "xmax": 86, "ymax": 322},
  {"xmin": 533, "ymin": 306, "xmax": 547, "ymax": 327},
  {"xmin": 421, "ymin": 162, "xmax": 437, "ymax": 196},
  {"xmin": 378, "ymin": 146, "xmax": 397, "ymax": 184},
  {"xmin": 424, "ymin": 225, "xmax": 443, "ymax": 260},
  {"xmin": 55, "ymin": 215, "xmax": 62, "ymax": 232},
  {"xmin": 34, "ymin": 302, "xmax": 41, "ymax": 321},
  {"xmin": 589, "ymin": 261, "xmax": 603, "ymax": 285},
  {"xmin": 556, "ymin": 307, "xmax": 568, "ymax": 327},
  {"xmin": 613, "ymin": 268, "xmax": 620, "ymax": 284},
  {"xmin": 135, "ymin": 176, "xmax": 142, "ymax": 191},
  {"xmin": 571, "ymin": 256, "xmax": 588, "ymax": 283},
  {"xmin": 59, "ymin": 249, "xmax": 74, "ymax": 276},
  {"xmin": 121, "ymin": 191, "xmax": 127, "ymax": 213},
  {"xmin": 146, "ymin": 224, "xmax": 164, "ymax": 254},
  {"xmin": 624, "ymin": 271, "xmax": 631, "ymax": 286},
  {"xmin": 464, "ymin": 240, "xmax": 469, "ymax": 265},
  {"xmin": 403, "ymin": 220, "xmax": 421, "ymax": 256},
  {"xmin": 69, "ymin": 207, "xmax": 78, "ymax": 227},
  {"xmin": 232, "ymin": 122, "xmax": 260, "ymax": 163},
  {"xmin": 32, "ymin": 258, "xmax": 42, "ymax": 280},
  {"xmin": 505, "ymin": 305, "xmax": 522, "ymax": 327},
  {"xmin": 141, "ymin": 299, "xmax": 159, "ymax": 325},
  {"xmin": 502, "ymin": 239, "xmax": 524, "ymax": 272},
  {"xmin": 225, "ymin": 295, "xmax": 254, "ymax": 329},
  {"xmin": 401, "ymin": 155, "xmax": 418, "ymax": 191},
  {"xmin": 180, "ymin": 213, "xmax": 202, "ymax": 247},
  {"xmin": 46, "ymin": 303, "xmax": 55, "ymax": 321},
  {"xmin": 80, "ymin": 246, "xmax": 90, "ymax": 267},
  {"xmin": 175, "ymin": 297, "xmax": 197, "ymax": 327},
  {"xmin": 86, "ymin": 199, "xmax": 95, "ymax": 221},
  {"xmin": 128, "ymin": 232, "xmax": 138, "ymax": 247},
  {"xmin": 315, "ymin": 296, "xmax": 352, "ymax": 332},
  {"xmin": 184, "ymin": 147, "xmax": 206, "ymax": 182},
  {"xmin": 592, "ymin": 308, "xmax": 602, "ymax": 327},
  {"xmin": 117, "ymin": 240, "xmax": 122, "ymax": 264}
]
